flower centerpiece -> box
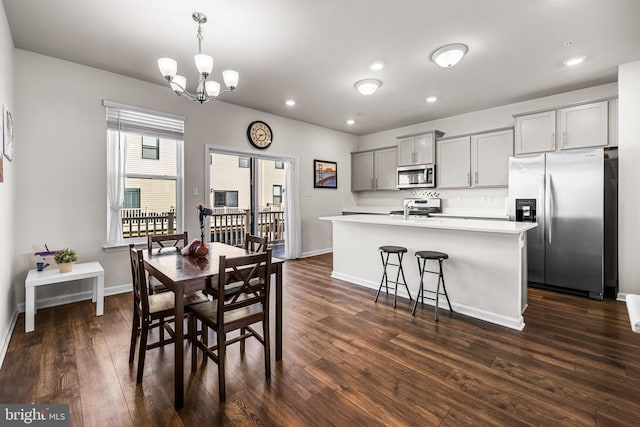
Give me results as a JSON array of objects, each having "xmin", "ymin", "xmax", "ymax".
[
  {"xmin": 196, "ymin": 203, "xmax": 213, "ymax": 258},
  {"xmin": 54, "ymin": 248, "xmax": 78, "ymax": 273}
]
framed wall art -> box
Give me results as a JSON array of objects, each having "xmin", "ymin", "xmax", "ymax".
[
  {"xmin": 314, "ymin": 159, "xmax": 337, "ymax": 189},
  {"xmin": 3, "ymin": 105, "xmax": 13, "ymax": 161}
]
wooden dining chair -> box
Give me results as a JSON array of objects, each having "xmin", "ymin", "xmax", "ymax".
[
  {"xmin": 189, "ymin": 249, "xmax": 272, "ymax": 402},
  {"xmin": 147, "ymin": 232, "xmax": 189, "ymax": 294},
  {"xmin": 244, "ymin": 233, "xmax": 267, "ymax": 253},
  {"xmin": 128, "ymin": 244, "xmax": 208, "ymax": 384}
]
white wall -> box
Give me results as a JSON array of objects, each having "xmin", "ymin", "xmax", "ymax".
[
  {"xmin": 0, "ymin": 2, "xmax": 15, "ymax": 355},
  {"xmin": 356, "ymin": 83, "xmax": 618, "ymax": 212},
  {"xmin": 12, "ymin": 50, "xmax": 357, "ymax": 305},
  {"xmin": 618, "ymin": 60, "xmax": 640, "ymax": 296}
]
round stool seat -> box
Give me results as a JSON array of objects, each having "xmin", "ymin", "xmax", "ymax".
[
  {"xmin": 415, "ymin": 250, "xmax": 449, "ymax": 260},
  {"xmin": 379, "ymin": 245, "xmax": 408, "ymax": 254}
]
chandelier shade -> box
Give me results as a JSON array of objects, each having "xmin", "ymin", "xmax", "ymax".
[{"xmin": 157, "ymin": 12, "xmax": 238, "ymax": 104}]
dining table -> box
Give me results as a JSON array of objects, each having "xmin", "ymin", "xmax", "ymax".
[{"xmin": 143, "ymin": 241, "xmax": 285, "ymax": 409}]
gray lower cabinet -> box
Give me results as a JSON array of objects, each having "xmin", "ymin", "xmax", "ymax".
[{"xmin": 351, "ymin": 146, "xmax": 398, "ymax": 191}]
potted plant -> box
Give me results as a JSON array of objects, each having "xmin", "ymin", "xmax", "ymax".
[{"xmin": 54, "ymin": 248, "xmax": 78, "ymax": 273}]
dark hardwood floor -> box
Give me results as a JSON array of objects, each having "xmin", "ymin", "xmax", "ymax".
[{"xmin": 2, "ymin": 253, "xmax": 640, "ymax": 426}]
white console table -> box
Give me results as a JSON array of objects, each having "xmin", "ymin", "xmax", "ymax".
[{"xmin": 24, "ymin": 261, "xmax": 104, "ymax": 332}]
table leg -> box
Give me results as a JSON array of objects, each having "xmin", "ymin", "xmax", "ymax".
[
  {"xmin": 25, "ymin": 287, "xmax": 35, "ymax": 333},
  {"xmin": 95, "ymin": 275, "xmax": 104, "ymax": 316},
  {"xmin": 276, "ymin": 263, "xmax": 283, "ymax": 361},
  {"xmin": 174, "ymin": 286, "xmax": 184, "ymax": 409}
]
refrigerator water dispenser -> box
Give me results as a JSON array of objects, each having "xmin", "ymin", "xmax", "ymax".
[{"xmin": 515, "ymin": 198, "xmax": 536, "ymax": 222}]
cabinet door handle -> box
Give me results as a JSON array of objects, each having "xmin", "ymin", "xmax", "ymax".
[
  {"xmin": 551, "ymin": 132, "xmax": 555, "ymax": 150},
  {"xmin": 562, "ymin": 130, "xmax": 567, "ymax": 148},
  {"xmin": 475, "ymin": 171, "xmax": 478, "ymax": 184},
  {"xmin": 371, "ymin": 178, "xmax": 374, "ymax": 189},
  {"xmin": 467, "ymin": 172, "xmax": 471, "ymax": 186},
  {"xmin": 374, "ymin": 178, "xmax": 378, "ymax": 189}
]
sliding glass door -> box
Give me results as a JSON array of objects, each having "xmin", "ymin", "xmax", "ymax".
[{"xmin": 209, "ymin": 152, "xmax": 286, "ymax": 257}]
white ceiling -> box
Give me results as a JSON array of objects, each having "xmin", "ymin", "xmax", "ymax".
[{"xmin": 3, "ymin": 0, "xmax": 640, "ymax": 135}]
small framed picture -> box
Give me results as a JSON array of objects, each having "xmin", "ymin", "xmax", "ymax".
[
  {"xmin": 314, "ymin": 159, "xmax": 337, "ymax": 189},
  {"xmin": 3, "ymin": 105, "xmax": 13, "ymax": 161}
]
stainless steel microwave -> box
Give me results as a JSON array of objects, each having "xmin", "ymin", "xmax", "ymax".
[{"xmin": 397, "ymin": 164, "xmax": 435, "ymax": 188}]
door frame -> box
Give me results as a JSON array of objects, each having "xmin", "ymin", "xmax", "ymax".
[{"xmin": 204, "ymin": 144, "xmax": 296, "ymax": 243}]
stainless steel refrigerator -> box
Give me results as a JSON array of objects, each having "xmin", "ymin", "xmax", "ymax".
[{"xmin": 507, "ymin": 147, "xmax": 618, "ymax": 300}]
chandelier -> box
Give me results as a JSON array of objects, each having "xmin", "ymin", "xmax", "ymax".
[{"xmin": 157, "ymin": 12, "xmax": 239, "ymax": 104}]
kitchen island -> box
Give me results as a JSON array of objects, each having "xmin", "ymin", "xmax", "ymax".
[{"xmin": 319, "ymin": 214, "xmax": 537, "ymax": 330}]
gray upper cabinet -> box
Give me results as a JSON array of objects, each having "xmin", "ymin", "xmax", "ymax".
[
  {"xmin": 515, "ymin": 110, "xmax": 556, "ymax": 155},
  {"xmin": 514, "ymin": 100, "xmax": 611, "ymax": 155},
  {"xmin": 471, "ymin": 128, "xmax": 514, "ymax": 187},
  {"xmin": 351, "ymin": 151, "xmax": 375, "ymax": 191},
  {"xmin": 351, "ymin": 146, "xmax": 398, "ymax": 192},
  {"xmin": 437, "ymin": 128, "xmax": 513, "ymax": 189},
  {"xmin": 559, "ymin": 101, "xmax": 608, "ymax": 150},
  {"xmin": 436, "ymin": 136, "xmax": 471, "ymax": 188},
  {"xmin": 396, "ymin": 130, "xmax": 443, "ymax": 166}
]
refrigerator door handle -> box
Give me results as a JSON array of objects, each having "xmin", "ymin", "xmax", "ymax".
[
  {"xmin": 539, "ymin": 174, "xmax": 545, "ymax": 244},
  {"xmin": 546, "ymin": 174, "xmax": 553, "ymax": 244}
]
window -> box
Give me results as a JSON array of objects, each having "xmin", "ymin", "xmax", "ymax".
[
  {"xmin": 238, "ymin": 157, "xmax": 250, "ymax": 168},
  {"xmin": 124, "ymin": 188, "xmax": 140, "ymax": 209},
  {"xmin": 142, "ymin": 136, "xmax": 159, "ymax": 159},
  {"xmin": 273, "ymin": 185, "xmax": 282, "ymax": 205},
  {"xmin": 213, "ymin": 190, "xmax": 239, "ymax": 208},
  {"xmin": 105, "ymin": 101, "xmax": 184, "ymax": 244},
  {"xmin": 275, "ymin": 160, "xmax": 284, "ymax": 169}
]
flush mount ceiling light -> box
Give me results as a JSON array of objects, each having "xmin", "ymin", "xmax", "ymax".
[
  {"xmin": 563, "ymin": 56, "xmax": 586, "ymax": 67},
  {"xmin": 157, "ymin": 12, "xmax": 239, "ymax": 104},
  {"xmin": 355, "ymin": 79, "xmax": 381, "ymax": 96},
  {"xmin": 285, "ymin": 99, "xmax": 296, "ymax": 107},
  {"xmin": 346, "ymin": 119, "xmax": 355, "ymax": 125},
  {"xmin": 425, "ymin": 96, "xmax": 438, "ymax": 103},
  {"xmin": 431, "ymin": 43, "xmax": 468, "ymax": 68},
  {"xmin": 368, "ymin": 60, "xmax": 386, "ymax": 71}
]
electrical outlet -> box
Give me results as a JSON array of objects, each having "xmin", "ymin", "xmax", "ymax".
[{"xmin": 192, "ymin": 187, "xmax": 199, "ymax": 196}]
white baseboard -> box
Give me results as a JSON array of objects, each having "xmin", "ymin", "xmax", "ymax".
[
  {"xmin": 0, "ymin": 309, "xmax": 19, "ymax": 370},
  {"xmin": 331, "ymin": 271, "xmax": 525, "ymax": 331},
  {"xmin": 16, "ymin": 283, "xmax": 132, "ymax": 313},
  {"xmin": 301, "ymin": 248, "xmax": 333, "ymax": 258},
  {"xmin": 617, "ymin": 292, "xmax": 628, "ymax": 302}
]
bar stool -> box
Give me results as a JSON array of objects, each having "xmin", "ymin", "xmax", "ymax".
[
  {"xmin": 412, "ymin": 250, "xmax": 453, "ymax": 320},
  {"xmin": 375, "ymin": 246, "xmax": 412, "ymax": 308}
]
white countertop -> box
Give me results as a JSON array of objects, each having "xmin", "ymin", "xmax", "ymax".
[
  {"xmin": 320, "ymin": 214, "xmax": 537, "ymax": 234},
  {"xmin": 341, "ymin": 206, "xmax": 398, "ymax": 214},
  {"xmin": 430, "ymin": 211, "xmax": 509, "ymax": 220}
]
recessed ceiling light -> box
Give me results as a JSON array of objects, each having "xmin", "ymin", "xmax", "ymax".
[
  {"xmin": 346, "ymin": 119, "xmax": 355, "ymax": 125},
  {"xmin": 563, "ymin": 56, "xmax": 586, "ymax": 67},
  {"xmin": 432, "ymin": 43, "xmax": 468, "ymax": 68},
  {"xmin": 285, "ymin": 99, "xmax": 296, "ymax": 106},
  {"xmin": 368, "ymin": 60, "xmax": 385, "ymax": 71},
  {"xmin": 426, "ymin": 96, "xmax": 438, "ymax": 103},
  {"xmin": 562, "ymin": 40, "xmax": 574, "ymax": 47},
  {"xmin": 354, "ymin": 79, "xmax": 381, "ymax": 96}
]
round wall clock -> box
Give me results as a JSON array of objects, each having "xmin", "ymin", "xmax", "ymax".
[{"xmin": 247, "ymin": 121, "xmax": 273, "ymax": 149}]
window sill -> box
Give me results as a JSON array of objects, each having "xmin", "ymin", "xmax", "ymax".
[{"xmin": 102, "ymin": 238, "xmax": 147, "ymax": 253}]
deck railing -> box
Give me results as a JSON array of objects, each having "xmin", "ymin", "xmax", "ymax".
[
  {"xmin": 120, "ymin": 207, "xmax": 284, "ymax": 244},
  {"xmin": 121, "ymin": 208, "xmax": 176, "ymax": 238},
  {"xmin": 209, "ymin": 208, "xmax": 285, "ymax": 246}
]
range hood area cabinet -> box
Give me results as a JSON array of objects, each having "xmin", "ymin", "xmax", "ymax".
[
  {"xmin": 436, "ymin": 128, "xmax": 514, "ymax": 188},
  {"xmin": 396, "ymin": 130, "xmax": 444, "ymax": 166},
  {"xmin": 351, "ymin": 146, "xmax": 398, "ymax": 191},
  {"xmin": 514, "ymin": 100, "xmax": 612, "ymax": 155}
]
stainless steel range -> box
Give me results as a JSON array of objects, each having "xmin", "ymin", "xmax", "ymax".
[{"xmin": 389, "ymin": 198, "xmax": 442, "ymax": 218}]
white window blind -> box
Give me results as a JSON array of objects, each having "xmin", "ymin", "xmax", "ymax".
[{"xmin": 103, "ymin": 101, "xmax": 184, "ymax": 141}]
